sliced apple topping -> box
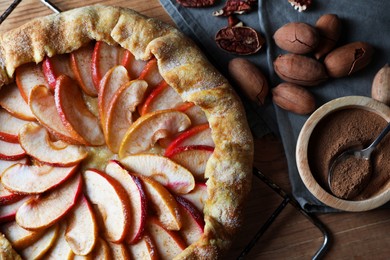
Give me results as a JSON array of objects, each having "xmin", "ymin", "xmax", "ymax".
[
  {"xmin": 92, "ymin": 41, "xmax": 123, "ymax": 90},
  {"xmin": 0, "ymin": 160, "xmax": 27, "ymax": 205},
  {"xmin": 140, "ymin": 81, "xmax": 184, "ymax": 116},
  {"xmin": 108, "ymin": 242, "xmax": 130, "ymax": 259},
  {"xmin": 82, "ymin": 169, "xmax": 130, "ymax": 243},
  {"xmin": 54, "ymin": 75, "xmax": 104, "ymax": 146},
  {"xmin": 70, "ymin": 43, "xmax": 98, "ymax": 97},
  {"xmin": 166, "ymin": 145, "xmax": 214, "ymax": 181},
  {"xmin": 98, "ymin": 65, "xmax": 130, "ymax": 126},
  {"xmin": 177, "ymin": 102, "xmax": 208, "ymax": 126},
  {"xmin": 138, "ymin": 58, "xmax": 163, "ymax": 89},
  {"xmin": 105, "ymin": 80, "xmax": 148, "ymax": 153},
  {"xmin": 15, "ymin": 173, "xmax": 82, "ymax": 230},
  {"xmin": 0, "ymin": 140, "xmax": 26, "ymax": 160},
  {"xmin": 45, "ymin": 222, "xmax": 74, "ymax": 259},
  {"xmin": 176, "ymin": 196, "xmax": 205, "ymax": 245},
  {"xmin": 127, "ymin": 234, "xmax": 158, "ymax": 260},
  {"xmin": 105, "ymin": 160, "xmax": 147, "ymax": 243},
  {"xmin": 19, "ymin": 123, "xmax": 88, "ymax": 166},
  {"xmin": 165, "ymin": 123, "xmax": 214, "ymax": 156},
  {"xmin": 140, "ymin": 176, "xmax": 181, "ymax": 231},
  {"xmin": 29, "ymin": 85, "xmax": 84, "ymax": 144},
  {"xmin": 0, "ymin": 109, "xmax": 29, "ymax": 143},
  {"xmin": 20, "ymin": 224, "xmax": 59, "ymax": 259},
  {"xmin": 121, "ymin": 50, "xmax": 148, "ymax": 79},
  {"xmin": 65, "ymin": 195, "xmax": 98, "ymax": 256},
  {"xmin": 181, "ymin": 183, "xmax": 208, "ymax": 213},
  {"xmin": 0, "ymin": 196, "xmax": 29, "ymax": 223},
  {"xmin": 43, "ymin": 54, "xmax": 75, "ymax": 90},
  {"xmin": 15, "ymin": 62, "xmax": 48, "ymax": 102},
  {"xmin": 120, "ymin": 154, "xmax": 195, "ymax": 194},
  {"xmin": 1, "ymin": 163, "xmax": 78, "ymax": 194},
  {"xmin": 0, "ymin": 221, "xmax": 45, "ymax": 250},
  {"xmin": 119, "ymin": 110, "xmax": 191, "ymax": 157},
  {"xmin": 0, "ymin": 82, "xmax": 35, "ymax": 121},
  {"xmin": 146, "ymin": 217, "xmax": 186, "ymax": 259},
  {"xmin": 89, "ymin": 237, "xmax": 112, "ymax": 258}
]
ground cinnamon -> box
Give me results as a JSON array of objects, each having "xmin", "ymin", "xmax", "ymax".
[{"xmin": 308, "ymin": 108, "xmax": 390, "ymax": 200}]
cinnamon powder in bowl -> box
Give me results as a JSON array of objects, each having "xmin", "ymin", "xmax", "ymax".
[{"xmin": 296, "ymin": 96, "xmax": 390, "ymax": 211}]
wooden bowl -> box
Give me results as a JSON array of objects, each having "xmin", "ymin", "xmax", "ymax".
[{"xmin": 296, "ymin": 96, "xmax": 390, "ymax": 211}]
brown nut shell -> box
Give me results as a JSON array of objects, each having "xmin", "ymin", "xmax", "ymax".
[
  {"xmin": 228, "ymin": 58, "xmax": 269, "ymax": 106},
  {"xmin": 272, "ymin": 82, "xmax": 316, "ymax": 115},
  {"xmin": 371, "ymin": 64, "xmax": 390, "ymax": 105},
  {"xmin": 324, "ymin": 41, "xmax": 374, "ymax": 78},
  {"xmin": 273, "ymin": 22, "xmax": 319, "ymax": 54},
  {"xmin": 273, "ymin": 54, "xmax": 328, "ymax": 86},
  {"xmin": 314, "ymin": 14, "xmax": 341, "ymax": 59}
]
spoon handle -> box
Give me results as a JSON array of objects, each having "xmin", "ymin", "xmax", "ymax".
[{"xmin": 367, "ymin": 121, "xmax": 390, "ymax": 150}]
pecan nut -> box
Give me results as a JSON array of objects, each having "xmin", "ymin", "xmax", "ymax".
[
  {"xmin": 288, "ymin": 0, "xmax": 312, "ymax": 12},
  {"xmin": 213, "ymin": 0, "xmax": 257, "ymax": 16},
  {"xmin": 215, "ymin": 26, "xmax": 265, "ymax": 55},
  {"xmin": 176, "ymin": 0, "xmax": 216, "ymax": 7}
]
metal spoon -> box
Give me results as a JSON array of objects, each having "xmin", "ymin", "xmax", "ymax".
[{"xmin": 328, "ymin": 121, "xmax": 390, "ymax": 198}]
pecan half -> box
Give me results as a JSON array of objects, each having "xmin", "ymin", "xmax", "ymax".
[
  {"xmin": 288, "ymin": 0, "xmax": 312, "ymax": 12},
  {"xmin": 215, "ymin": 25, "xmax": 264, "ymax": 55},
  {"xmin": 213, "ymin": 0, "xmax": 257, "ymax": 16},
  {"xmin": 176, "ymin": 0, "xmax": 216, "ymax": 7}
]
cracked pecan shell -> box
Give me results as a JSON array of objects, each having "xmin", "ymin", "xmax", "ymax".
[
  {"xmin": 273, "ymin": 22, "xmax": 319, "ymax": 54},
  {"xmin": 213, "ymin": 0, "xmax": 257, "ymax": 16}
]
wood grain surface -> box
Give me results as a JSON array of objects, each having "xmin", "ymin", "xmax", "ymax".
[{"xmin": 1, "ymin": 1, "xmax": 389, "ymax": 259}]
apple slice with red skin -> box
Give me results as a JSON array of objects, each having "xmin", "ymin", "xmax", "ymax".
[
  {"xmin": 181, "ymin": 183, "xmax": 207, "ymax": 213},
  {"xmin": 146, "ymin": 217, "xmax": 186, "ymax": 259},
  {"xmin": 1, "ymin": 163, "xmax": 78, "ymax": 194},
  {"xmin": 140, "ymin": 176, "xmax": 181, "ymax": 231},
  {"xmin": 165, "ymin": 145, "xmax": 214, "ymax": 181},
  {"xmin": 42, "ymin": 54, "xmax": 75, "ymax": 90},
  {"xmin": 0, "ymin": 109, "xmax": 29, "ymax": 143},
  {"xmin": 92, "ymin": 41, "xmax": 123, "ymax": 90},
  {"xmin": 0, "ymin": 196, "xmax": 29, "ymax": 223},
  {"xmin": 45, "ymin": 222, "xmax": 74, "ymax": 260},
  {"xmin": 82, "ymin": 169, "xmax": 131, "ymax": 243},
  {"xmin": 105, "ymin": 160, "xmax": 147, "ymax": 244},
  {"xmin": 0, "ymin": 158, "xmax": 28, "ymax": 206},
  {"xmin": 19, "ymin": 123, "xmax": 88, "ymax": 167},
  {"xmin": 15, "ymin": 173, "xmax": 82, "ymax": 230},
  {"xmin": 120, "ymin": 154, "xmax": 195, "ymax": 194},
  {"xmin": 70, "ymin": 42, "xmax": 98, "ymax": 97},
  {"xmin": 138, "ymin": 58, "xmax": 163, "ymax": 89},
  {"xmin": 29, "ymin": 85, "xmax": 84, "ymax": 144},
  {"xmin": 0, "ymin": 221, "xmax": 45, "ymax": 250},
  {"xmin": 107, "ymin": 242, "xmax": 130, "ymax": 259},
  {"xmin": 0, "ymin": 83, "xmax": 36, "ymax": 121},
  {"xmin": 15, "ymin": 62, "xmax": 48, "ymax": 102},
  {"xmin": 104, "ymin": 79, "xmax": 148, "ymax": 153},
  {"xmin": 139, "ymin": 80, "xmax": 184, "ymax": 116},
  {"xmin": 65, "ymin": 194, "xmax": 98, "ymax": 256},
  {"xmin": 175, "ymin": 196, "xmax": 205, "ymax": 245},
  {"xmin": 127, "ymin": 234, "xmax": 158, "ymax": 260},
  {"xmin": 98, "ymin": 65, "xmax": 130, "ymax": 127},
  {"xmin": 54, "ymin": 75, "xmax": 104, "ymax": 146},
  {"xmin": 177, "ymin": 102, "xmax": 208, "ymax": 126},
  {"xmin": 20, "ymin": 224, "xmax": 59, "ymax": 259},
  {"xmin": 0, "ymin": 140, "xmax": 26, "ymax": 160},
  {"xmin": 121, "ymin": 50, "xmax": 148, "ymax": 79},
  {"xmin": 119, "ymin": 109, "xmax": 191, "ymax": 157},
  {"xmin": 164, "ymin": 123, "xmax": 214, "ymax": 156}
]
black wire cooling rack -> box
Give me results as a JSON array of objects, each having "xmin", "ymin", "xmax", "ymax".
[{"xmin": 0, "ymin": 1, "xmax": 331, "ymax": 259}]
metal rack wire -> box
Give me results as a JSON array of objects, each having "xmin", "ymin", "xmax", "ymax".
[{"xmin": 0, "ymin": 1, "xmax": 331, "ymax": 259}]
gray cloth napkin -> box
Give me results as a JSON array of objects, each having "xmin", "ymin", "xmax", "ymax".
[{"xmin": 160, "ymin": 0, "xmax": 390, "ymax": 212}]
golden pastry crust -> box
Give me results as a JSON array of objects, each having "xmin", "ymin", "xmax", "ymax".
[{"xmin": 0, "ymin": 5, "xmax": 253, "ymax": 259}]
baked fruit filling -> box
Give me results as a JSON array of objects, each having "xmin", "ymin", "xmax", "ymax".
[{"xmin": 0, "ymin": 41, "xmax": 213, "ymax": 258}]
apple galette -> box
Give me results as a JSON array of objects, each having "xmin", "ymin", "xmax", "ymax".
[{"xmin": 0, "ymin": 5, "xmax": 253, "ymax": 259}]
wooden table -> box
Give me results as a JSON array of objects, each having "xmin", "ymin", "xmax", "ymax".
[{"xmin": 1, "ymin": 1, "xmax": 389, "ymax": 259}]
